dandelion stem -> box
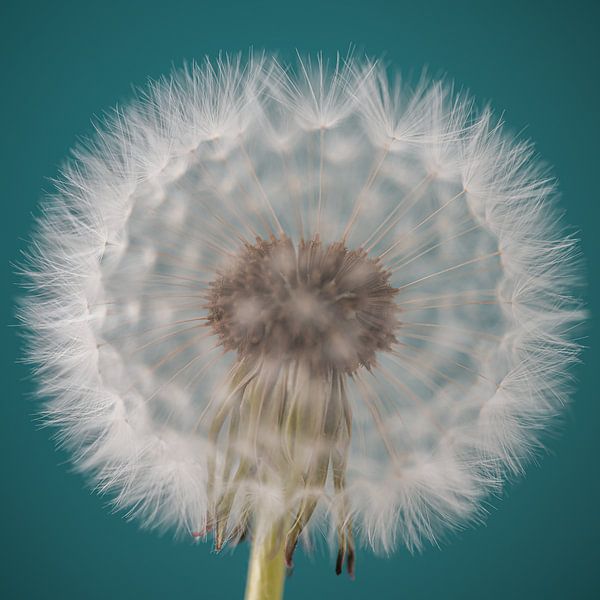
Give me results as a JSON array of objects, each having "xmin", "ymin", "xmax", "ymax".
[{"xmin": 244, "ymin": 523, "xmax": 287, "ymax": 600}]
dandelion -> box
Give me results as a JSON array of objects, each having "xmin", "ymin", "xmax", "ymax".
[{"xmin": 21, "ymin": 53, "xmax": 583, "ymax": 599}]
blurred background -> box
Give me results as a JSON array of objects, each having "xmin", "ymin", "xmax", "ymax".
[{"xmin": 1, "ymin": 1, "xmax": 598, "ymax": 598}]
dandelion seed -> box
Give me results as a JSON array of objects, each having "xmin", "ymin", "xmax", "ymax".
[{"xmin": 20, "ymin": 53, "xmax": 584, "ymax": 599}]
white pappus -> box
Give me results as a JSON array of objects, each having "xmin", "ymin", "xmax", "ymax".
[{"xmin": 20, "ymin": 52, "xmax": 584, "ymax": 576}]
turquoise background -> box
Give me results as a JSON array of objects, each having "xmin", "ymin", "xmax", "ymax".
[{"xmin": 2, "ymin": 1, "xmax": 598, "ymax": 598}]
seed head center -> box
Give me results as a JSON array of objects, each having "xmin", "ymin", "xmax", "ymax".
[{"xmin": 207, "ymin": 235, "xmax": 398, "ymax": 373}]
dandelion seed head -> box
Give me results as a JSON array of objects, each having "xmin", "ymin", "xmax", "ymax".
[{"xmin": 20, "ymin": 52, "xmax": 584, "ymax": 572}]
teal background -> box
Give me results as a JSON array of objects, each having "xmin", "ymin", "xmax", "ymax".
[{"xmin": 2, "ymin": 1, "xmax": 598, "ymax": 598}]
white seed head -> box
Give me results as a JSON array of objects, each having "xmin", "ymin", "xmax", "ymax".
[{"xmin": 20, "ymin": 53, "xmax": 584, "ymax": 570}]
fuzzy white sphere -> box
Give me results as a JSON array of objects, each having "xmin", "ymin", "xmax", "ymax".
[{"xmin": 21, "ymin": 54, "xmax": 583, "ymax": 566}]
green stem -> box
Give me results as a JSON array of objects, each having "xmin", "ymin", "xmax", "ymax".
[{"xmin": 244, "ymin": 523, "xmax": 286, "ymax": 600}]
